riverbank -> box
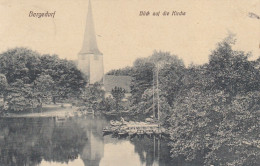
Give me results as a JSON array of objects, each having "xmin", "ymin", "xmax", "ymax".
[{"xmin": 1, "ymin": 103, "xmax": 78, "ymax": 118}]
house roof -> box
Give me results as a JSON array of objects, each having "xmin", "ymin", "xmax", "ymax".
[{"xmin": 104, "ymin": 75, "xmax": 132, "ymax": 92}]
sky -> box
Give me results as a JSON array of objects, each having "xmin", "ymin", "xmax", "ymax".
[{"xmin": 0, "ymin": 0, "xmax": 259, "ymax": 72}]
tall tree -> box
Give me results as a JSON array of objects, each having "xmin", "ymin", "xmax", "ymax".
[
  {"xmin": 34, "ymin": 74, "xmax": 55, "ymax": 104},
  {"xmin": 168, "ymin": 35, "xmax": 260, "ymax": 165},
  {"xmin": 0, "ymin": 74, "xmax": 8, "ymax": 111},
  {"xmin": 111, "ymin": 86, "xmax": 126, "ymax": 112},
  {"xmin": 6, "ymin": 79, "xmax": 36, "ymax": 112},
  {"xmin": 130, "ymin": 50, "xmax": 184, "ymax": 104},
  {"xmin": 0, "ymin": 74, "xmax": 8, "ymax": 97},
  {"xmin": 78, "ymin": 83, "xmax": 105, "ymax": 112},
  {"xmin": 208, "ymin": 35, "xmax": 259, "ymax": 97}
]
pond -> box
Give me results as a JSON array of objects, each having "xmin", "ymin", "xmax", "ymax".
[{"xmin": 0, "ymin": 116, "xmax": 197, "ymax": 166}]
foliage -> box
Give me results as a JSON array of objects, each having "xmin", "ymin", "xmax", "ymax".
[
  {"xmin": 5, "ymin": 79, "xmax": 37, "ymax": 112},
  {"xmin": 0, "ymin": 47, "xmax": 87, "ymax": 112},
  {"xmin": 130, "ymin": 60, "xmax": 154, "ymax": 104},
  {"xmin": 208, "ymin": 39, "xmax": 259, "ymax": 97},
  {"xmin": 168, "ymin": 88, "xmax": 260, "ymax": 165},
  {"xmin": 159, "ymin": 62, "xmax": 186, "ymax": 106},
  {"xmin": 34, "ymin": 74, "xmax": 54, "ymax": 103},
  {"xmin": 130, "ymin": 88, "xmax": 171, "ymax": 123},
  {"xmin": 0, "ymin": 34, "xmax": 259, "ymax": 165},
  {"xmin": 0, "ymin": 74, "xmax": 8, "ymax": 95},
  {"xmin": 112, "ymin": 35, "xmax": 260, "ymax": 165},
  {"xmin": 0, "ymin": 74, "xmax": 8, "ymax": 111},
  {"xmin": 106, "ymin": 66, "xmax": 134, "ymax": 76},
  {"xmin": 168, "ymin": 89, "xmax": 228, "ymax": 162},
  {"xmin": 38, "ymin": 54, "xmax": 87, "ymax": 100},
  {"xmin": 78, "ymin": 83, "xmax": 105, "ymax": 112},
  {"xmin": 0, "ymin": 48, "xmax": 41, "ymax": 84},
  {"xmin": 111, "ymin": 86, "xmax": 126, "ymax": 112},
  {"xmin": 99, "ymin": 96, "xmax": 116, "ymax": 112},
  {"xmin": 130, "ymin": 50, "xmax": 184, "ymax": 104},
  {"xmin": 167, "ymin": 36, "xmax": 260, "ymax": 165}
]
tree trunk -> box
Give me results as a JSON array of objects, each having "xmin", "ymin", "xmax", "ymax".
[
  {"xmin": 3, "ymin": 93, "xmax": 6, "ymax": 103},
  {"xmin": 52, "ymin": 96, "xmax": 56, "ymax": 104}
]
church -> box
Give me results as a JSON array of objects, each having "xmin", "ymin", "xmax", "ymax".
[{"xmin": 77, "ymin": 0, "xmax": 132, "ymax": 99}]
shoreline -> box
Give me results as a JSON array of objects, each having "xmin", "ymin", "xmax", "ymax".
[{"xmin": 1, "ymin": 103, "xmax": 78, "ymax": 118}]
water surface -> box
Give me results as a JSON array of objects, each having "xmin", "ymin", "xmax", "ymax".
[{"xmin": 0, "ymin": 116, "xmax": 194, "ymax": 166}]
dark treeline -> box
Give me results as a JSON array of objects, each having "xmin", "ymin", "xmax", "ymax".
[
  {"xmin": 107, "ymin": 35, "xmax": 260, "ymax": 165},
  {"xmin": 0, "ymin": 47, "xmax": 87, "ymax": 112}
]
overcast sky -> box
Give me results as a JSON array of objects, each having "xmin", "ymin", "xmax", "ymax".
[{"xmin": 0, "ymin": 0, "xmax": 259, "ymax": 72}]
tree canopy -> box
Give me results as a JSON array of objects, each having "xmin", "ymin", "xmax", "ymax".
[
  {"xmin": 0, "ymin": 47, "xmax": 87, "ymax": 112},
  {"xmin": 106, "ymin": 35, "xmax": 260, "ymax": 165}
]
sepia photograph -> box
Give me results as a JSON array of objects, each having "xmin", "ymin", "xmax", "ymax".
[{"xmin": 0, "ymin": 0, "xmax": 259, "ymax": 165}]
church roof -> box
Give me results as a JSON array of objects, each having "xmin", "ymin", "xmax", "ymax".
[
  {"xmin": 104, "ymin": 75, "xmax": 132, "ymax": 93},
  {"xmin": 79, "ymin": 0, "xmax": 101, "ymax": 55}
]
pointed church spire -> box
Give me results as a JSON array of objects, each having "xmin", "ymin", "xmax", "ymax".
[
  {"xmin": 78, "ymin": 0, "xmax": 104, "ymax": 84},
  {"xmin": 79, "ymin": 0, "xmax": 101, "ymax": 55}
]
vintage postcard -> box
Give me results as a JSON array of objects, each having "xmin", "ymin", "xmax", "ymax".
[{"xmin": 0, "ymin": 0, "xmax": 259, "ymax": 166}]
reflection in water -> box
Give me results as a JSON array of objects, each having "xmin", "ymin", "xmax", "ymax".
[
  {"xmin": 0, "ymin": 116, "xmax": 194, "ymax": 166},
  {"xmin": 40, "ymin": 158, "xmax": 85, "ymax": 166},
  {"xmin": 100, "ymin": 141, "xmax": 143, "ymax": 166},
  {"xmin": 0, "ymin": 117, "xmax": 87, "ymax": 166}
]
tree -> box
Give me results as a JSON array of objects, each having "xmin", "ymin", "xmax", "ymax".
[
  {"xmin": 6, "ymin": 79, "xmax": 37, "ymax": 112},
  {"xmin": 130, "ymin": 50, "xmax": 184, "ymax": 105},
  {"xmin": 168, "ymin": 89, "xmax": 228, "ymax": 162},
  {"xmin": 0, "ymin": 74, "xmax": 8, "ymax": 96},
  {"xmin": 130, "ymin": 61, "xmax": 155, "ymax": 104},
  {"xmin": 99, "ymin": 96, "xmax": 116, "ymax": 112},
  {"xmin": 130, "ymin": 87, "xmax": 171, "ymax": 122},
  {"xmin": 106, "ymin": 66, "xmax": 134, "ymax": 76},
  {"xmin": 38, "ymin": 54, "xmax": 87, "ymax": 101},
  {"xmin": 34, "ymin": 74, "xmax": 54, "ymax": 104},
  {"xmin": 78, "ymin": 83, "xmax": 105, "ymax": 112},
  {"xmin": 0, "ymin": 47, "xmax": 41, "ymax": 84},
  {"xmin": 168, "ymin": 35, "xmax": 260, "ymax": 165},
  {"xmin": 111, "ymin": 86, "xmax": 126, "ymax": 112},
  {"xmin": 0, "ymin": 74, "xmax": 8, "ymax": 111},
  {"xmin": 0, "ymin": 47, "xmax": 87, "ymax": 112},
  {"xmin": 208, "ymin": 35, "xmax": 259, "ymax": 98},
  {"xmin": 159, "ymin": 62, "xmax": 186, "ymax": 106}
]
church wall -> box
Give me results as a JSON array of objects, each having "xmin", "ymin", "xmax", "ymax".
[
  {"xmin": 78, "ymin": 53, "xmax": 90, "ymax": 77},
  {"xmin": 78, "ymin": 53, "xmax": 104, "ymax": 84},
  {"xmin": 89, "ymin": 54, "xmax": 104, "ymax": 84}
]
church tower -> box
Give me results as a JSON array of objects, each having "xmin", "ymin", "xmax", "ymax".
[{"xmin": 78, "ymin": 0, "xmax": 104, "ymax": 84}]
